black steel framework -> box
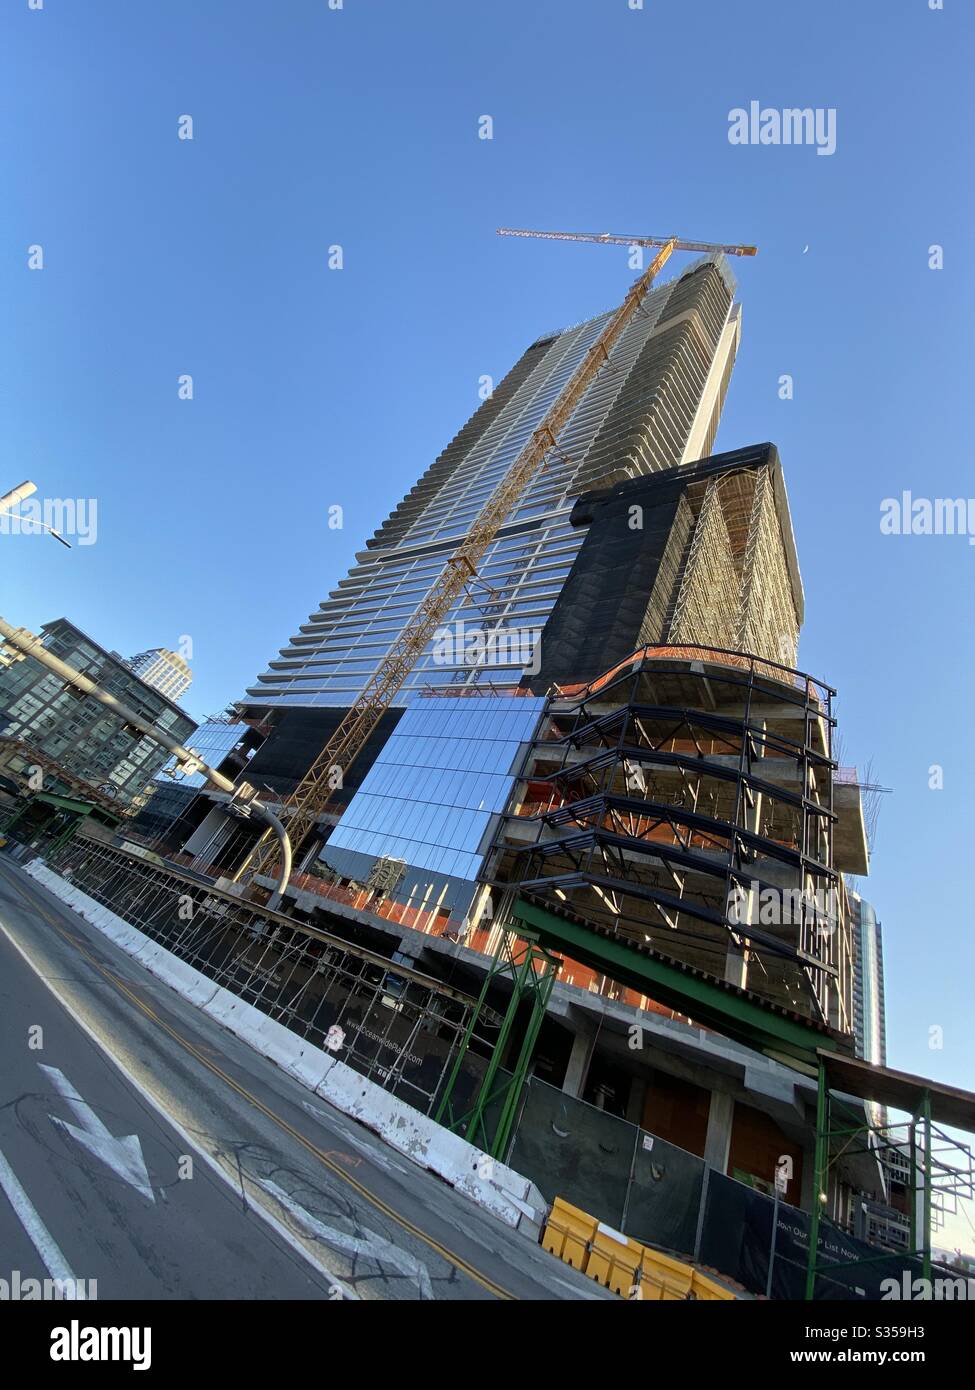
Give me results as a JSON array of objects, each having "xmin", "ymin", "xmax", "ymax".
[{"xmin": 490, "ymin": 645, "xmax": 850, "ymax": 1032}]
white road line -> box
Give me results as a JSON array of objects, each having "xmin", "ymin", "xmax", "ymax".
[
  {"xmin": 551, "ymin": 1273, "xmax": 607, "ymax": 1301},
  {"xmin": 259, "ymin": 1177, "xmax": 435, "ymax": 1299},
  {"xmin": 41, "ymin": 1064, "xmax": 155, "ymax": 1204},
  {"xmin": 0, "ymin": 1146, "xmax": 77, "ymax": 1285},
  {"xmin": 0, "ymin": 910, "xmax": 357, "ymax": 1300}
]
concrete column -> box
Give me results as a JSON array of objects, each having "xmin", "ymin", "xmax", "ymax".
[
  {"xmin": 182, "ymin": 805, "xmax": 231, "ymax": 859},
  {"xmin": 625, "ymin": 1076, "xmax": 648, "ymax": 1127},
  {"xmin": 703, "ymin": 1090, "xmax": 735, "ymax": 1173},
  {"xmin": 562, "ymin": 1025, "xmax": 594, "ymax": 1099}
]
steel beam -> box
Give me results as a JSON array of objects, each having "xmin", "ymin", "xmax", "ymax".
[{"xmin": 511, "ymin": 894, "xmax": 837, "ymax": 1066}]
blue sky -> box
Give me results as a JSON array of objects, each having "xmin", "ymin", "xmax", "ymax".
[{"xmin": 2, "ymin": 1, "xmax": 973, "ymax": 1244}]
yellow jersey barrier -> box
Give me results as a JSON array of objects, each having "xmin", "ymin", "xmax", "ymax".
[{"xmin": 541, "ymin": 1196, "xmax": 736, "ymax": 1300}]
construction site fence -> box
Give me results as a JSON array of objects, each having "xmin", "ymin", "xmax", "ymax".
[
  {"xmin": 35, "ymin": 835, "xmax": 489, "ymax": 1119},
  {"xmin": 6, "ymin": 833, "xmax": 959, "ymax": 1301},
  {"xmin": 495, "ymin": 1073, "xmax": 955, "ymax": 1300}
]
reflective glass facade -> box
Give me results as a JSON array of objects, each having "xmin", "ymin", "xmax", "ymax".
[
  {"xmin": 321, "ymin": 696, "xmax": 545, "ymax": 911},
  {"xmin": 129, "ymin": 718, "xmax": 256, "ymax": 843},
  {"xmin": 154, "ymin": 719, "xmax": 252, "ymax": 789},
  {"xmin": 243, "ymin": 256, "xmax": 739, "ymax": 715}
]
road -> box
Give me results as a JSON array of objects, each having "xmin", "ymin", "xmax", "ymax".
[{"xmin": 0, "ymin": 857, "xmax": 607, "ymax": 1301}]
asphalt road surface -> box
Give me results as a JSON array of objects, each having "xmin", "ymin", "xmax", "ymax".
[{"xmin": 0, "ymin": 857, "xmax": 609, "ymax": 1301}]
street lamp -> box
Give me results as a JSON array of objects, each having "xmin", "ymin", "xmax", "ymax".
[
  {"xmin": 1, "ymin": 480, "xmax": 37, "ymax": 512},
  {"xmin": 0, "ymin": 479, "xmax": 71, "ymax": 547}
]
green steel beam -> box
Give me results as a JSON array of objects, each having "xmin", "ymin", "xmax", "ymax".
[
  {"xmin": 492, "ymin": 952, "xmax": 556, "ymax": 1158},
  {"xmin": 512, "ymin": 896, "xmax": 837, "ymax": 1067},
  {"xmin": 803, "ymin": 1075, "xmax": 943, "ymax": 1299},
  {"xmin": 805, "ymin": 1059, "xmax": 829, "ymax": 1300},
  {"xmin": 434, "ymin": 928, "xmax": 559, "ymax": 1159}
]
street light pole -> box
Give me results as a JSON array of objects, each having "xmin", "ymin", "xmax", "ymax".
[
  {"xmin": 0, "ymin": 480, "xmax": 71, "ymax": 546},
  {"xmin": 0, "ymin": 616, "xmax": 292, "ymax": 896}
]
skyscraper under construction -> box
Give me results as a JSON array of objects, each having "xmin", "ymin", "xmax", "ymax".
[
  {"xmin": 225, "ymin": 254, "xmax": 733, "ymax": 789},
  {"xmin": 173, "ymin": 254, "xmax": 745, "ymax": 871},
  {"xmin": 121, "ymin": 240, "xmax": 872, "ymax": 1230},
  {"xmin": 242, "ymin": 255, "xmax": 740, "ymax": 720}
]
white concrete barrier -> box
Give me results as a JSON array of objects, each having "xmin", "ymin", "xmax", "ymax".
[{"xmin": 144, "ymin": 951, "xmax": 218, "ymax": 1008}]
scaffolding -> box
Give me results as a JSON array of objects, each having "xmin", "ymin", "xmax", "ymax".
[
  {"xmin": 668, "ymin": 476, "xmax": 740, "ymax": 650},
  {"xmin": 665, "ymin": 464, "xmax": 801, "ymax": 669},
  {"xmin": 805, "ymin": 1051, "xmax": 975, "ymax": 1299},
  {"xmin": 737, "ymin": 465, "xmax": 800, "ymax": 669},
  {"xmin": 45, "ymin": 835, "xmax": 480, "ymax": 1117}
]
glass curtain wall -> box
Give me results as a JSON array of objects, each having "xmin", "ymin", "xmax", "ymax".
[{"xmin": 245, "ymin": 256, "xmax": 737, "ymax": 712}]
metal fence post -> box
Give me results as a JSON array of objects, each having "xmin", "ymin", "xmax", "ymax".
[
  {"xmin": 693, "ymin": 1164, "xmax": 710, "ymax": 1263},
  {"xmin": 620, "ymin": 1126, "xmax": 640, "ymax": 1234},
  {"xmin": 766, "ymin": 1185, "xmax": 780, "ymax": 1298}
]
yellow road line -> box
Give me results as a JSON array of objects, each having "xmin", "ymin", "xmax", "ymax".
[{"xmin": 0, "ymin": 868, "xmax": 517, "ymax": 1301}]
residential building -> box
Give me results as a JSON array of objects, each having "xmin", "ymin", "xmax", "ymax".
[
  {"xmin": 127, "ymin": 647, "xmax": 193, "ymax": 703},
  {"xmin": 850, "ymin": 890, "xmax": 887, "ymax": 1067},
  {"xmin": 0, "ymin": 618, "xmax": 196, "ymax": 809}
]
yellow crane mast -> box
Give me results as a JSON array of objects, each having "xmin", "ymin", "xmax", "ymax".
[{"xmin": 244, "ymin": 228, "xmax": 758, "ymax": 890}]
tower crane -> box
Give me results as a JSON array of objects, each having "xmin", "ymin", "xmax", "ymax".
[{"xmin": 242, "ymin": 227, "xmax": 758, "ymax": 895}]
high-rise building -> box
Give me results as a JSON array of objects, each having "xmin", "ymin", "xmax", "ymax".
[
  {"xmin": 0, "ymin": 619, "xmax": 196, "ymax": 807},
  {"xmin": 238, "ymin": 256, "xmax": 740, "ymax": 740},
  {"xmin": 127, "ymin": 648, "xmax": 192, "ymax": 703},
  {"xmin": 55, "ymin": 250, "xmax": 882, "ymax": 1236},
  {"xmin": 316, "ymin": 442, "xmax": 814, "ymax": 943},
  {"xmin": 172, "ymin": 256, "xmax": 742, "ymax": 874},
  {"xmin": 850, "ymin": 891, "xmax": 887, "ymax": 1067}
]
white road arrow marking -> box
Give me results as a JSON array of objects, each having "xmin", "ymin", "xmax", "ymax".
[
  {"xmin": 40, "ymin": 1064, "xmax": 155, "ymax": 1203},
  {"xmin": 258, "ymin": 1177, "xmax": 433, "ymax": 1299}
]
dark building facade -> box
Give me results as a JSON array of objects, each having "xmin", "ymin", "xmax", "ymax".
[{"xmin": 529, "ymin": 443, "xmax": 803, "ymax": 691}]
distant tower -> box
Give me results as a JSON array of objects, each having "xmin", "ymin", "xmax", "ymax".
[
  {"xmin": 127, "ymin": 647, "xmax": 192, "ymax": 703},
  {"xmin": 850, "ymin": 891, "xmax": 887, "ymax": 1066}
]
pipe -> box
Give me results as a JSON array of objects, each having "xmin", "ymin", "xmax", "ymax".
[{"xmin": 0, "ymin": 616, "xmax": 292, "ymax": 898}]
